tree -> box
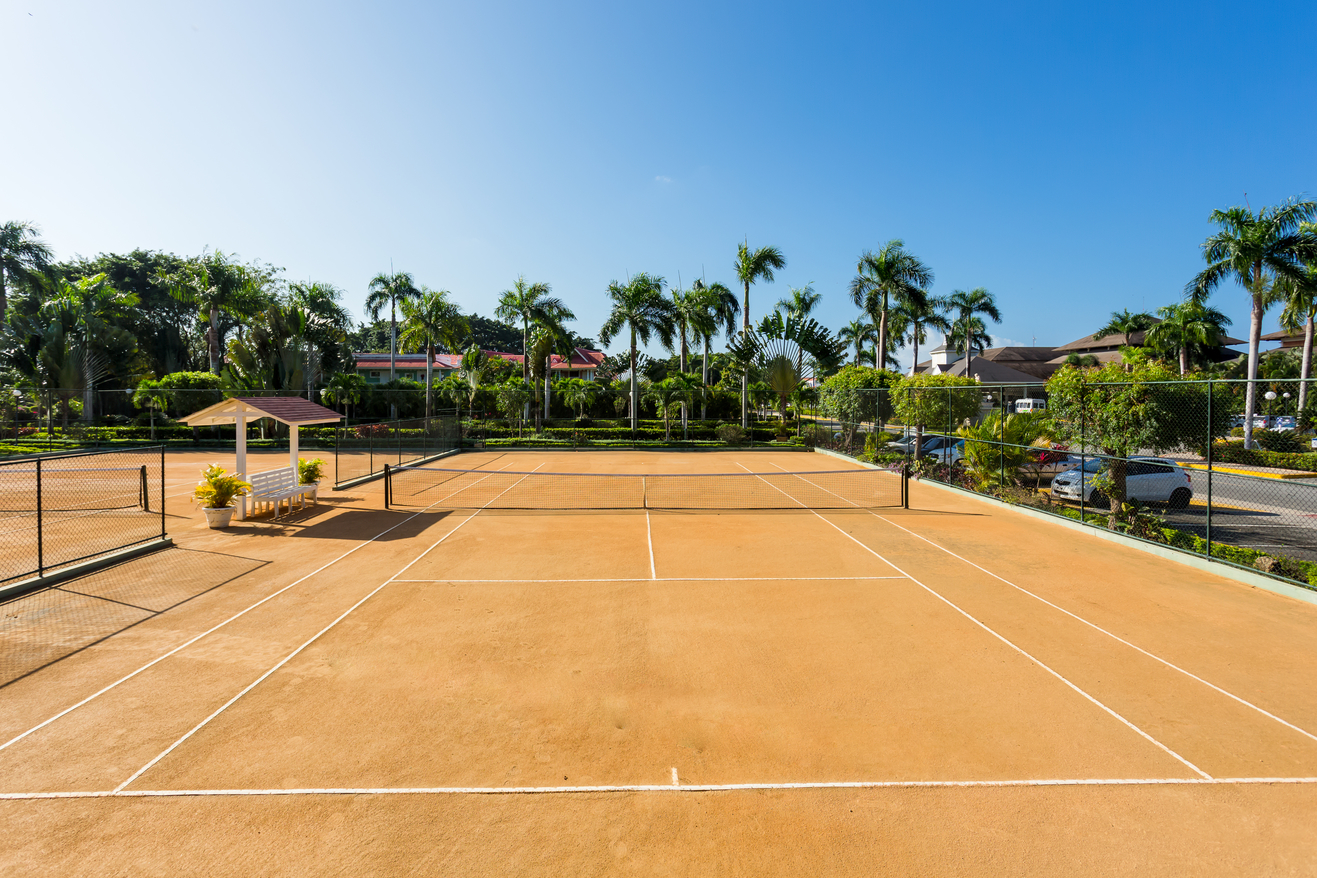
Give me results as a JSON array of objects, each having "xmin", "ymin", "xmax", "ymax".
[
  {"xmin": 155, "ymin": 371, "xmax": 223, "ymax": 418},
  {"xmin": 159, "ymin": 251, "xmax": 276, "ymax": 374},
  {"xmin": 956, "ymin": 411, "xmax": 1055, "ymax": 492},
  {"xmin": 948, "ymin": 316, "xmax": 994, "ymax": 357},
  {"xmin": 667, "ymin": 283, "xmax": 718, "ymax": 424},
  {"xmin": 222, "ymin": 303, "xmax": 312, "ymax": 395},
  {"xmin": 1188, "ymin": 197, "xmax": 1317, "ymax": 448},
  {"xmin": 527, "ymin": 320, "xmax": 575, "ymax": 424},
  {"xmin": 849, "ymin": 241, "xmax": 932, "ymax": 374},
  {"xmin": 456, "ymin": 345, "xmax": 491, "ymax": 414},
  {"xmin": 323, "ymin": 372, "xmax": 367, "ymax": 421},
  {"xmin": 1276, "ymin": 237, "xmax": 1316, "ymax": 414},
  {"xmin": 729, "ymin": 313, "xmax": 846, "ymax": 435},
  {"xmin": 496, "ymin": 378, "xmax": 532, "ymax": 436},
  {"xmin": 1145, "ymin": 299, "xmax": 1232, "ymax": 375},
  {"xmin": 364, "ymin": 270, "xmax": 422, "ymax": 387},
  {"xmin": 46, "ymin": 273, "xmax": 141, "ymax": 420},
  {"xmin": 558, "ymin": 376, "xmax": 598, "ymax": 420},
  {"xmin": 818, "ymin": 365, "xmax": 903, "ymax": 450},
  {"xmin": 893, "ymin": 293, "xmax": 949, "ymax": 376},
  {"xmin": 0, "ymin": 221, "xmax": 53, "ymax": 323},
  {"xmin": 599, "ymin": 273, "xmax": 676, "ymax": 431},
  {"xmin": 644, "ymin": 375, "xmax": 696, "ymax": 438},
  {"xmin": 289, "ymin": 280, "xmax": 355, "ymax": 382},
  {"xmin": 892, "ymin": 372, "xmax": 982, "ymax": 450},
  {"xmin": 495, "ymin": 276, "xmax": 571, "ymax": 387},
  {"xmin": 775, "ymin": 284, "xmax": 820, "ymax": 320},
  {"xmin": 1047, "ymin": 360, "xmax": 1233, "ymax": 527},
  {"xmin": 691, "ymin": 278, "xmax": 738, "ymax": 419},
  {"xmin": 838, "ymin": 318, "xmax": 876, "ymax": 366},
  {"xmin": 398, "ymin": 289, "xmax": 468, "ymax": 418},
  {"xmin": 132, "ymin": 378, "xmax": 170, "ymax": 440},
  {"xmin": 1093, "ymin": 308, "xmax": 1155, "ymax": 349},
  {"xmin": 734, "ymin": 242, "xmax": 787, "ymax": 427},
  {"xmin": 944, "ymin": 287, "xmax": 1001, "ymax": 362}
]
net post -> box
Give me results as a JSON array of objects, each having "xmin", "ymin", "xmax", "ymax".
[
  {"xmin": 160, "ymin": 444, "xmax": 166, "ymax": 541},
  {"xmin": 901, "ymin": 463, "xmax": 909, "ymax": 509},
  {"xmin": 1205, "ymin": 379, "xmax": 1212, "ymax": 557},
  {"xmin": 36, "ymin": 457, "xmax": 43, "ymax": 577},
  {"xmin": 140, "ymin": 464, "xmax": 149, "ymax": 512},
  {"xmin": 384, "ymin": 463, "xmax": 391, "ymax": 509}
]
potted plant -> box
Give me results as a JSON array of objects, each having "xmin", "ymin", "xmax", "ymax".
[
  {"xmin": 298, "ymin": 457, "xmax": 326, "ymax": 500},
  {"xmin": 192, "ymin": 464, "xmax": 252, "ymax": 528}
]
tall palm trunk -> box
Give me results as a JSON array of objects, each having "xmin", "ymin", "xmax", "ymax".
[
  {"xmin": 701, "ymin": 336, "xmax": 710, "ymax": 420},
  {"xmin": 679, "ymin": 326, "xmax": 688, "ymax": 427},
  {"xmin": 389, "ymin": 301, "xmax": 399, "ymax": 420},
  {"xmin": 208, "ymin": 306, "xmax": 221, "ymax": 373},
  {"xmin": 630, "ymin": 326, "xmax": 639, "ymax": 432},
  {"xmin": 741, "ymin": 281, "xmax": 750, "ymax": 429},
  {"xmin": 911, "ymin": 321, "xmax": 921, "ymax": 377},
  {"xmin": 424, "ymin": 344, "xmax": 434, "ymax": 418},
  {"xmin": 877, "ymin": 294, "xmax": 888, "ymax": 371},
  {"xmin": 521, "ymin": 319, "xmax": 530, "ymax": 423},
  {"xmin": 0, "ymin": 269, "xmax": 7, "ymax": 325},
  {"xmin": 1243, "ymin": 264, "xmax": 1264, "ymax": 449},
  {"xmin": 1179, "ymin": 342, "xmax": 1188, "ymax": 376},
  {"xmin": 1300, "ymin": 316, "xmax": 1314, "ymax": 414},
  {"xmin": 544, "ymin": 356, "xmax": 551, "ymax": 420}
]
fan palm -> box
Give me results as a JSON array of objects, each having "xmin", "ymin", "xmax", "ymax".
[
  {"xmin": 0, "ymin": 221, "xmax": 53, "ymax": 323},
  {"xmin": 691, "ymin": 278, "xmax": 738, "ymax": 419},
  {"xmin": 734, "ymin": 242, "xmax": 787, "ymax": 427},
  {"xmin": 598, "ymin": 273, "xmax": 676, "ymax": 431},
  {"xmin": 838, "ymin": 318, "xmax": 876, "ymax": 366},
  {"xmin": 364, "ymin": 270, "xmax": 422, "ymax": 386},
  {"xmin": 945, "ymin": 287, "xmax": 1002, "ymax": 361},
  {"xmin": 1146, "ymin": 300, "xmax": 1232, "ymax": 375},
  {"xmin": 1188, "ymin": 197, "xmax": 1317, "ymax": 448},
  {"xmin": 849, "ymin": 241, "xmax": 932, "ymax": 374},
  {"xmin": 399, "ymin": 289, "xmax": 468, "ymax": 418}
]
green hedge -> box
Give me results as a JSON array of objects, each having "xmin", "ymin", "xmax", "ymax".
[{"xmin": 1210, "ymin": 441, "xmax": 1317, "ymax": 472}]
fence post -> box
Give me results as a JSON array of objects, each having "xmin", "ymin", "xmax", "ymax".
[
  {"xmin": 160, "ymin": 443, "xmax": 166, "ymax": 541},
  {"xmin": 1205, "ymin": 379, "xmax": 1212, "ymax": 557},
  {"xmin": 36, "ymin": 456, "xmax": 43, "ymax": 577},
  {"xmin": 1079, "ymin": 379, "xmax": 1086, "ymax": 524},
  {"xmin": 384, "ymin": 464, "xmax": 391, "ymax": 509},
  {"xmin": 999, "ymin": 386, "xmax": 1006, "ymax": 490}
]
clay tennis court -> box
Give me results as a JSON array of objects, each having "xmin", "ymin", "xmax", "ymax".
[{"xmin": 2, "ymin": 448, "xmax": 1316, "ymax": 875}]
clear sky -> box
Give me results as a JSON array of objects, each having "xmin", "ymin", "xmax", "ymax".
[{"xmin": 4, "ymin": 0, "xmax": 1315, "ymax": 365}]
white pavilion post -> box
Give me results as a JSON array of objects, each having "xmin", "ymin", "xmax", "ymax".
[
  {"xmin": 289, "ymin": 423, "xmax": 299, "ymax": 472},
  {"xmin": 235, "ymin": 412, "xmax": 248, "ymax": 520}
]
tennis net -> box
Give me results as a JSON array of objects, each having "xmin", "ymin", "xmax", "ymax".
[
  {"xmin": 0, "ymin": 465, "xmax": 150, "ymax": 515},
  {"xmin": 385, "ymin": 465, "xmax": 907, "ymax": 510}
]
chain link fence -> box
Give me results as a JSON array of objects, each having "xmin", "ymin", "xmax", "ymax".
[
  {"xmin": 332, "ymin": 411, "xmax": 462, "ymax": 487},
  {"xmin": 0, "ymin": 445, "xmax": 168, "ymax": 585}
]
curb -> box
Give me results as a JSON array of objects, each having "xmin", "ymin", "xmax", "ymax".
[{"xmin": 1177, "ymin": 462, "xmax": 1317, "ymax": 481}]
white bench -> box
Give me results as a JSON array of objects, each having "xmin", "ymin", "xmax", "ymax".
[{"xmin": 241, "ymin": 466, "xmax": 316, "ymax": 520}]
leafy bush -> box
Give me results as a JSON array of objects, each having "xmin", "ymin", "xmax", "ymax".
[
  {"xmin": 1211, "ymin": 441, "xmax": 1317, "ymax": 472},
  {"xmin": 715, "ymin": 423, "xmax": 746, "ymax": 444},
  {"xmin": 1254, "ymin": 429, "xmax": 1307, "ymax": 454}
]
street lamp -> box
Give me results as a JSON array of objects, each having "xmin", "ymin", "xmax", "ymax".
[
  {"xmin": 1264, "ymin": 390, "xmax": 1277, "ymax": 426},
  {"xmin": 1283, "ymin": 391, "xmax": 1292, "ymax": 415}
]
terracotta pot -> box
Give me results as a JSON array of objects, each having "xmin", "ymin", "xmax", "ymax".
[{"xmin": 202, "ymin": 506, "xmax": 235, "ymax": 529}]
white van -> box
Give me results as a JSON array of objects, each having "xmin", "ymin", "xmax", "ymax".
[{"xmin": 1013, "ymin": 398, "xmax": 1046, "ymax": 414}]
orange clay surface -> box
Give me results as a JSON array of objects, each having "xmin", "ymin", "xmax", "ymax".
[{"xmin": 1, "ymin": 447, "xmax": 1316, "ymax": 875}]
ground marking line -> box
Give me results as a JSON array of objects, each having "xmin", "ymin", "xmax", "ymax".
[
  {"xmin": 773, "ymin": 461, "xmax": 1317, "ymax": 749},
  {"xmin": 672, "ymin": 768, "xmax": 679, "ymax": 786},
  {"xmin": 0, "ymin": 459, "xmax": 520, "ymax": 757},
  {"xmin": 872, "ymin": 512, "xmax": 1317, "ymax": 747},
  {"xmin": 389, "ymin": 576, "xmax": 907, "ymax": 583},
  {"xmin": 739, "ymin": 463, "xmax": 1210, "ymax": 780},
  {"xmin": 645, "ymin": 506, "xmax": 657, "ymax": 580},
  {"xmin": 5, "ymin": 776, "xmax": 1317, "ymax": 800},
  {"xmin": 113, "ymin": 464, "xmax": 547, "ymax": 793}
]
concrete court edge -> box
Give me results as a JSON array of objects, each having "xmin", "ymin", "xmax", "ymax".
[
  {"xmin": 0, "ymin": 538, "xmax": 175, "ymax": 603},
  {"xmin": 810, "ymin": 446, "xmax": 1317, "ymax": 608}
]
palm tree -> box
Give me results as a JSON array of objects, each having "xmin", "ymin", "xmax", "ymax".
[
  {"xmin": 48, "ymin": 273, "xmax": 140, "ymax": 420},
  {"xmin": 1189, "ymin": 198, "xmax": 1317, "ymax": 448},
  {"xmin": 559, "ymin": 376, "xmax": 598, "ymax": 420},
  {"xmin": 1145, "ymin": 300, "xmax": 1232, "ymax": 375},
  {"xmin": 1093, "ymin": 308, "xmax": 1155, "ymax": 351},
  {"xmin": 323, "ymin": 372, "xmax": 367, "ymax": 421},
  {"xmin": 495, "ymin": 276, "xmax": 572, "ymax": 385},
  {"xmin": 457, "ymin": 344, "xmax": 490, "ymax": 415},
  {"xmin": 734, "ymin": 242, "xmax": 787, "ymax": 427},
  {"xmin": 945, "ymin": 287, "xmax": 1002, "ymax": 362},
  {"xmin": 644, "ymin": 375, "xmax": 696, "ymax": 439},
  {"xmin": 775, "ymin": 284, "xmax": 820, "ymax": 320},
  {"xmin": 838, "ymin": 318, "xmax": 876, "ymax": 366},
  {"xmin": 598, "ymin": 273, "xmax": 676, "ymax": 431},
  {"xmin": 0, "ymin": 221, "xmax": 53, "ymax": 323},
  {"xmin": 949, "ymin": 317, "xmax": 995, "ymax": 359},
  {"xmin": 159, "ymin": 251, "xmax": 269, "ymax": 374},
  {"xmin": 667, "ymin": 284, "xmax": 717, "ymax": 425},
  {"xmin": 691, "ymin": 278, "xmax": 738, "ymax": 419},
  {"xmin": 399, "ymin": 289, "xmax": 468, "ymax": 418},
  {"xmin": 849, "ymin": 241, "xmax": 932, "ymax": 374},
  {"xmin": 1276, "ymin": 253, "xmax": 1316, "ymax": 414},
  {"xmin": 364, "ymin": 270, "xmax": 422, "ymax": 387},
  {"xmin": 893, "ymin": 293, "xmax": 949, "ymax": 375}
]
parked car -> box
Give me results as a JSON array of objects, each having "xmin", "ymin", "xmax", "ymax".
[
  {"xmin": 920, "ymin": 435, "xmax": 965, "ymax": 466},
  {"xmin": 1050, "ymin": 456, "xmax": 1193, "ymax": 509},
  {"xmin": 1272, "ymin": 415, "xmax": 1297, "ymax": 432}
]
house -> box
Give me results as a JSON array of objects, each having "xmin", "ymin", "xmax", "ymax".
[
  {"xmin": 352, "ymin": 348, "xmax": 606, "ymax": 385},
  {"xmin": 1260, "ymin": 328, "xmax": 1309, "ymax": 351}
]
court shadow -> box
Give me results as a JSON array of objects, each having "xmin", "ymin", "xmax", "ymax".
[
  {"xmin": 236, "ymin": 507, "xmax": 456, "ymax": 542},
  {"xmin": 0, "ymin": 547, "xmax": 269, "ymax": 689}
]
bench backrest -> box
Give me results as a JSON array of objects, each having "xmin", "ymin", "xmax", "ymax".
[{"xmin": 249, "ymin": 466, "xmax": 299, "ymax": 494}]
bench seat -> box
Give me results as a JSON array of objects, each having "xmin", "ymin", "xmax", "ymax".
[{"xmin": 241, "ymin": 466, "xmax": 316, "ymax": 520}]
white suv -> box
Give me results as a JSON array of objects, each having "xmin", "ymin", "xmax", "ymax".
[{"xmin": 1050, "ymin": 456, "xmax": 1193, "ymax": 509}]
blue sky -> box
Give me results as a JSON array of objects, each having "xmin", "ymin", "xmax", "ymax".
[{"xmin": 4, "ymin": 0, "xmax": 1315, "ymax": 365}]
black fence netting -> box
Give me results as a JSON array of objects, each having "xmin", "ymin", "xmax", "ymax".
[
  {"xmin": 0, "ymin": 445, "xmax": 167, "ymax": 584},
  {"xmin": 333, "ymin": 411, "xmax": 462, "ymax": 487},
  {"xmin": 802, "ymin": 378, "xmax": 1317, "ymax": 592}
]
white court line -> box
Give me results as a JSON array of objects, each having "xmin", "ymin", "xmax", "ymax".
[
  {"xmin": 645, "ymin": 509, "xmax": 657, "ymax": 580},
  {"xmin": 873, "ymin": 510, "xmax": 1317, "ymax": 746},
  {"xmin": 0, "ymin": 459, "xmax": 521, "ymax": 757},
  {"xmin": 737, "ymin": 462, "xmax": 1210, "ymax": 780},
  {"xmin": 391, "ymin": 577, "xmax": 907, "ymax": 583},
  {"xmin": 3, "ymin": 776, "xmax": 1316, "ymax": 800},
  {"xmin": 113, "ymin": 463, "xmax": 547, "ymax": 793}
]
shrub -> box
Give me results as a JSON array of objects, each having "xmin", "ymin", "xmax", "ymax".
[
  {"xmin": 1254, "ymin": 429, "xmax": 1306, "ymax": 454},
  {"xmin": 715, "ymin": 423, "xmax": 746, "ymax": 444}
]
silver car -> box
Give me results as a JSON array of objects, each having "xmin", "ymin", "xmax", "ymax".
[{"xmin": 1050, "ymin": 456, "xmax": 1193, "ymax": 509}]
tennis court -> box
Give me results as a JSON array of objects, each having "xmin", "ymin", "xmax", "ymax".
[{"xmin": 1, "ymin": 449, "xmax": 1316, "ymax": 875}]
